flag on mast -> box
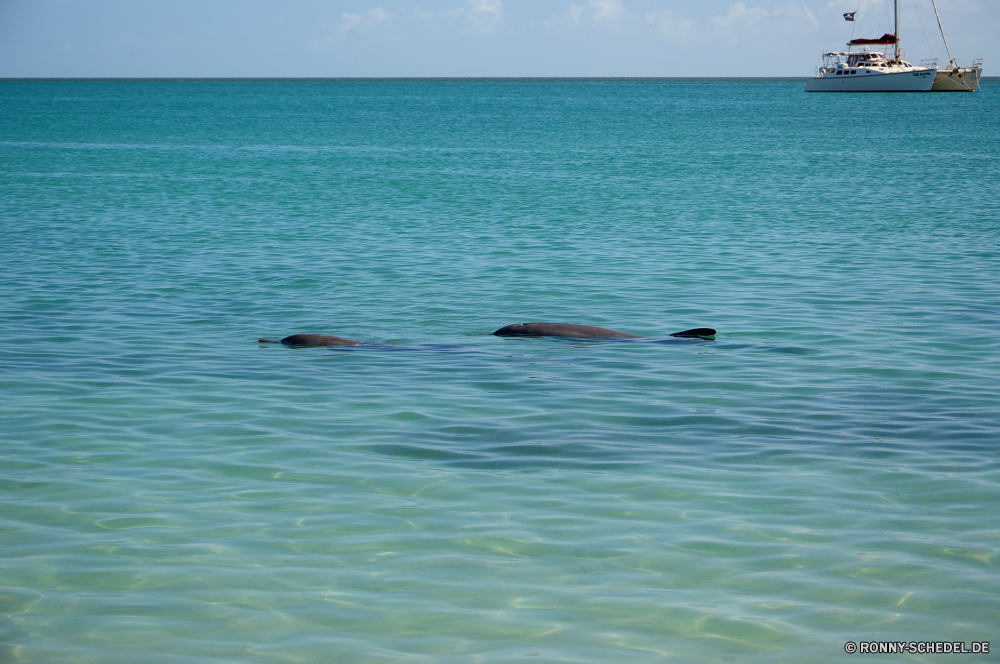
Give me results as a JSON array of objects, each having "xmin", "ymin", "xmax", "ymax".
[{"xmin": 844, "ymin": 12, "xmax": 856, "ymax": 21}]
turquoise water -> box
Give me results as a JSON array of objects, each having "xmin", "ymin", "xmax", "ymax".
[{"xmin": 1, "ymin": 79, "xmax": 998, "ymax": 663}]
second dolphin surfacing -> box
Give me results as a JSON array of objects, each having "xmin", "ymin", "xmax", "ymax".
[
  {"xmin": 493, "ymin": 323, "xmax": 716, "ymax": 339},
  {"xmin": 258, "ymin": 334, "xmax": 360, "ymax": 347}
]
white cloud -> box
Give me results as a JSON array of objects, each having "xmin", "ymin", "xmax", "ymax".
[
  {"xmin": 823, "ymin": 0, "xmax": 851, "ymax": 9},
  {"xmin": 711, "ymin": 2, "xmax": 817, "ymax": 29},
  {"xmin": 543, "ymin": 4, "xmax": 584, "ymax": 27},
  {"xmin": 413, "ymin": 7, "xmax": 464, "ymax": 20},
  {"xmin": 543, "ymin": 1, "xmax": 628, "ymax": 29},
  {"xmin": 645, "ymin": 9, "xmax": 694, "ymax": 39},
  {"xmin": 308, "ymin": 7, "xmax": 392, "ymax": 52},
  {"xmin": 413, "ymin": 1, "xmax": 503, "ymax": 33},
  {"xmin": 772, "ymin": 2, "xmax": 818, "ymax": 27},
  {"xmin": 712, "ymin": 2, "xmax": 768, "ymax": 28},
  {"xmin": 340, "ymin": 8, "xmax": 393, "ymax": 34},
  {"xmin": 466, "ymin": 0, "xmax": 504, "ymax": 31},
  {"xmin": 589, "ymin": 0, "xmax": 624, "ymax": 23},
  {"xmin": 469, "ymin": 0, "xmax": 503, "ymax": 19}
]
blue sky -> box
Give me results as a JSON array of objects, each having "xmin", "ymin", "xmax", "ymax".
[{"xmin": 0, "ymin": 0, "xmax": 994, "ymax": 77}]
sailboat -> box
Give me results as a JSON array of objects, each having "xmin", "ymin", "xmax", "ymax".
[
  {"xmin": 805, "ymin": 0, "xmax": 936, "ymax": 92},
  {"xmin": 928, "ymin": 0, "xmax": 983, "ymax": 92}
]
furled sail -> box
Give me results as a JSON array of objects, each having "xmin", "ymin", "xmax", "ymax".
[{"xmin": 849, "ymin": 33, "xmax": 897, "ymax": 45}]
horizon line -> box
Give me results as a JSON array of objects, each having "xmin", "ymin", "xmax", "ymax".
[
  {"xmin": 4, "ymin": 76, "xmax": 994, "ymax": 82},
  {"xmin": 3, "ymin": 76, "xmax": 820, "ymax": 82}
]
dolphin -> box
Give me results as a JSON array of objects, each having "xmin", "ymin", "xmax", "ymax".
[
  {"xmin": 258, "ymin": 334, "xmax": 360, "ymax": 347},
  {"xmin": 493, "ymin": 323, "xmax": 715, "ymax": 339}
]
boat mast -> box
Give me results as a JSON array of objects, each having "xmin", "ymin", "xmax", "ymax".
[
  {"xmin": 894, "ymin": 0, "xmax": 900, "ymax": 60},
  {"xmin": 930, "ymin": 0, "xmax": 954, "ymax": 66}
]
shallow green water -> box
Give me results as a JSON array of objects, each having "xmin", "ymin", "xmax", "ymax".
[{"xmin": 1, "ymin": 79, "xmax": 998, "ymax": 662}]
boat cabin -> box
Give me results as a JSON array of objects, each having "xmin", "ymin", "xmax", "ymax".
[
  {"xmin": 846, "ymin": 52, "xmax": 888, "ymax": 67},
  {"xmin": 818, "ymin": 49, "xmax": 914, "ymax": 74}
]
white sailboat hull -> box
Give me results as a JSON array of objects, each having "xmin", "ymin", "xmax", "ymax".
[
  {"xmin": 931, "ymin": 66, "xmax": 982, "ymax": 92},
  {"xmin": 805, "ymin": 68, "xmax": 936, "ymax": 92}
]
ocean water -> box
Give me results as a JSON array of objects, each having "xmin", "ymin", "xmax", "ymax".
[{"xmin": 1, "ymin": 78, "xmax": 998, "ymax": 663}]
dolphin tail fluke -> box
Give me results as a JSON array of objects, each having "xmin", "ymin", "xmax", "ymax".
[{"xmin": 669, "ymin": 328, "xmax": 716, "ymax": 339}]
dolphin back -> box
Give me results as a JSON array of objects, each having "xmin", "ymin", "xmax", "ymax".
[
  {"xmin": 278, "ymin": 334, "xmax": 360, "ymax": 347},
  {"xmin": 493, "ymin": 322, "xmax": 716, "ymax": 340},
  {"xmin": 668, "ymin": 328, "xmax": 716, "ymax": 339},
  {"xmin": 493, "ymin": 323, "xmax": 641, "ymax": 338}
]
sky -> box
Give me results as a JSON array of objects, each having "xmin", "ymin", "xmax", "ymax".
[{"xmin": 0, "ymin": 0, "xmax": 995, "ymax": 77}]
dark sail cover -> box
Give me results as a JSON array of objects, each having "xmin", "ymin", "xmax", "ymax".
[{"xmin": 849, "ymin": 33, "xmax": 897, "ymax": 45}]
